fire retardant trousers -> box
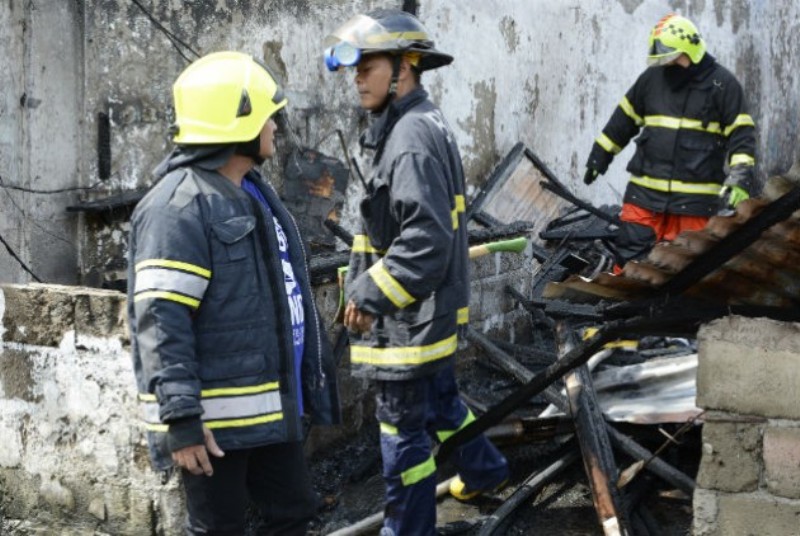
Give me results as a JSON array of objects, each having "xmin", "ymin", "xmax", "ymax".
[{"xmin": 375, "ymin": 364, "xmax": 509, "ymax": 536}]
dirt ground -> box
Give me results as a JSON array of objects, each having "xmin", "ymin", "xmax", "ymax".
[{"xmin": 303, "ymin": 358, "xmax": 699, "ymax": 536}]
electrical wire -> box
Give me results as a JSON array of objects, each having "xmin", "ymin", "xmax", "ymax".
[
  {"xmin": 130, "ymin": 0, "xmax": 200, "ymax": 63},
  {"xmin": 0, "ymin": 231, "xmax": 42, "ymax": 282},
  {"xmin": 0, "ymin": 175, "xmax": 103, "ymax": 194}
]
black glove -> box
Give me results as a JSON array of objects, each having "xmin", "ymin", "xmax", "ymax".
[{"xmin": 583, "ymin": 168, "xmax": 600, "ymax": 185}]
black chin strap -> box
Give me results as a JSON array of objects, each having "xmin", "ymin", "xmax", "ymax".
[{"xmin": 377, "ymin": 53, "xmax": 405, "ymax": 112}]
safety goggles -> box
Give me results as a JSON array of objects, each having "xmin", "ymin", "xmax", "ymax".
[
  {"xmin": 646, "ymin": 39, "xmax": 682, "ymax": 66},
  {"xmin": 324, "ymin": 42, "xmax": 362, "ymax": 71}
]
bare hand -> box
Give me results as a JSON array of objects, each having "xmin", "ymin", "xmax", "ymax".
[
  {"xmin": 171, "ymin": 425, "xmax": 225, "ymax": 476},
  {"xmin": 343, "ymin": 300, "xmax": 374, "ymax": 333}
]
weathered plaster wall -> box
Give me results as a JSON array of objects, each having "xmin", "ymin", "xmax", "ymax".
[
  {"xmin": 0, "ymin": 1, "xmax": 83, "ymax": 285},
  {"xmin": 1, "ymin": 0, "xmax": 799, "ymax": 285}
]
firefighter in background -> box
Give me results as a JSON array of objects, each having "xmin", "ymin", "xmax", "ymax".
[
  {"xmin": 584, "ymin": 13, "xmax": 756, "ymax": 270},
  {"xmin": 128, "ymin": 52, "xmax": 339, "ymax": 534},
  {"xmin": 324, "ymin": 9, "xmax": 508, "ymax": 536}
]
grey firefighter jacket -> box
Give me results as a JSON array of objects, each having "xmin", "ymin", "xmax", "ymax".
[
  {"xmin": 346, "ymin": 87, "xmax": 469, "ymax": 381},
  {"xmin": 128, "ymin": 156, "xmax": 340, "ymax": 471},
  {"xmin": 586, "ymin": 53, "xmax": 756, "ymax": 216}
]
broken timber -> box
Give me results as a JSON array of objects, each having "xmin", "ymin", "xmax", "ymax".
[{"xmin": 556, "ymin": 321, "xmax": 632, "ymax": 536}]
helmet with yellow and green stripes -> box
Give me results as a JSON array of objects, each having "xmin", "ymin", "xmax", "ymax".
[
  {"xmin": 323, "ymin": 9, "xmax": 453, "ymax": 72},
  {"xmin": 647, "ymin": 14, "xmax": 706, "ymax": 66}
]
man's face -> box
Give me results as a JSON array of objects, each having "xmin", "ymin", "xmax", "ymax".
[
  {"xmin": 258, "ymin": 118, "xmax": 277, "ymax": 160},
  {"xmin": 354, "ymin": 54, "xmax": 392, "ymax": 111}
]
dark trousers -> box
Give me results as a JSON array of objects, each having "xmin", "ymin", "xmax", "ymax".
[
  {"xmin": 376, "ymin": 365, "xmax": 509, "ymax": 536},
  {"xmin": 181, "ymin": 441, "xmax": 317, "ymax": 535}
]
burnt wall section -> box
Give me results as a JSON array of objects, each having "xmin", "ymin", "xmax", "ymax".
[
  {"xmin": 1, "ymin": 0, "xmax": 798, "ymax": 294},
  {"xmin": 693, "ymin": 316, "xmax": 800, "ymax": 535},
  {"xmin": 0, "ymin": 246, "xmax": 531, "ymax": 531}
]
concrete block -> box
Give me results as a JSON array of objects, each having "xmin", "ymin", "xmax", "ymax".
[
  {"xmin": 697, "ymin": 316, "xmax": 800, "ymax": 419},
  {"xmin": 692, "ymin": 487, "xmax": 720, "ymax": 536},
  {"xmin": 717, "ymin": 492, "xmax": 800, "ymax": 536},
  {"xmin": 1, "ymin": 284, "xmax": 76, "ymax": 347},
  {"xmin": 73, "ymin": 289, "xmax": 127, "ymax": 342},
  {"xmin": 764, "ymin": 426, "xmax": 800, "ymax": 499},
  {"xmin": 696, "ymin": 416, "xmax": 763, "ymax": 493}
]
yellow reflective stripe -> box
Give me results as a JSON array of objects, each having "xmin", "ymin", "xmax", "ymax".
[
  {"xmin": 201, "ymin": 382, "xmax": 279, "ymax": 398},
  {"xmin": 145, "ymin": 413, "xmax": 284, "ymax": 432},
  {"xmin": 730, "ymin": 153, "xmax": 755, "ymax": 167},
  {"xmin": 723, "ymin": 114, "xmax": 755, "ymax": 137},
  {"xmin": 134, "ymin": 291, "xmax": 200, "ymax": 309},
  {"xmin": 400, "ymin": 455, "xmax": 436, "ymax": 486},
  {"xmin": 135, "ymin": 259, "xmax": 211, "ymax": 279},
  {"xmin": 596, "ymin": 133, "xmax": 622, "ymax": 154},
  {"xmin": 368, "ymin": 259, "xmax": 416, "ymax": 309},
  {"xmin": 205, "ymin": 412, "xmax": 283, "ymax": 430},
  {"xmin": 380, "ymin": 422, "xmax": 399, "ymax": 435},
  {"xmin": 457, "ymin": 307, "xmax": 469, "ymax": 325},
  {"xmin": 629, "ymin": 175, "xmax": 723, "ymax": 195},
  {"xmin": 437, "ymin": 409, "xmax": 476, "ymax": 442},
  {"xmin": 138, "ymin": 382, "xmax": 279, "ymax": 402},
  {"xmin": 351, "ymin": 334, "xmax": 458, "ymax": 366},
  {"xmin": 619, "ymin": 97, "xmax": 643, "ymax": 126},
  {"xmin": 644, "ymin": 115, "xmax": 721, "ymax": 135},
  {"xmin": 135, "ymin": 268, "xmax": 209, "ymax": 302},
  {"xmin": 367, "ymin": 31, "xmax": 429, "ymax": 45},
  {"xmin": 451, "ymin": 209, "xmax": 459, "ymax": 230},
  {"xmin": 352, "ymin": 234, "xmax": 386, "ymax": 255},
  {"xmin": 455, "ymin": 195, "xmax": 466, "ymax": 213}
]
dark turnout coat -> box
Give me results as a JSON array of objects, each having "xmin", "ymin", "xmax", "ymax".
[
  {"xmin": 587, "ymin": 54, "xmax": 756, "ymax": 216},
  {"xmin": 346, "ymin": 88, "xmax": 469, "ymax": 381},
  {"xmin": 128, "ymin": 157, "xmax": 339, "ymax": 470}
]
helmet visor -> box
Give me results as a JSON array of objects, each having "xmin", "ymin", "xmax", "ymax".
[
  {"xmin": 647, "ymin": 39, "xmax": 682, "ymax": 66},
  {"xmin": 323, "ymin": 13, "xmax": 429, "ymax": 56}
]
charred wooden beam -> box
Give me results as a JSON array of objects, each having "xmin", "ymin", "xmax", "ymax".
[
  {"xmin": 485, "ymin": 415, "xmax": 574, "ymax": 446},
  {"xmin": 478, "ymin": 444, "xmax": 581, "ymax": 536},
  {"xmin": 466, "ymin": 325, "xmax": 696, "ymax": 496},
  {"xmin": 556, "ymin": 321, "xmax": 632, "ymax": 535},
  {"xmin": 540, "ymin": 179, "xmax": 621, "ymax": 226},
  {"xmin": 323, "ymin": 219, "xmax": 354, "ymax": 247}
]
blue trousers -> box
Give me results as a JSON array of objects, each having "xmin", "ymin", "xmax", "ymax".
[{"xmin": 375, "ymin": 365, "xmax": 509, "ymax": 536}]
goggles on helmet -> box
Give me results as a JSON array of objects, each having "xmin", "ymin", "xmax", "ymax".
[
  {"xmin": 647, "ymin": 39, "xmax": 682, "ymax": 67},
  {"xmin": 324, "ymin": 41, "xmax": 362, "ymax": 71}
]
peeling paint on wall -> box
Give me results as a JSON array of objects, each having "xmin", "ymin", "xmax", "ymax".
[{"xmin": 458, "ymin": 78, "xmax": 497, "ymax": 187}]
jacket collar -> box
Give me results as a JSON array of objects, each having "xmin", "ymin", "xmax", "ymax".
[{"xmin": 360, "ymin": 86, "xmax": 428, "ymax": 152}]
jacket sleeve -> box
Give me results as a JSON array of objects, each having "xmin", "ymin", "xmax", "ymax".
[
  {"xmin": 349, "ymin": 151, "xmax": 454, "ymax": 316},
  {"xmin": 721, "ymin": 79, "xmax": 757, "ymax": 192},
  {"xmin": 586, "ymin": 75, "xmax": 646, "ymax": 174},
  {"xmin": 130, "ymin": 198, "xmax": 210, "ymax": 448}
]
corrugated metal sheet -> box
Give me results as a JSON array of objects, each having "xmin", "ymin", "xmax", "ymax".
[{"xmin": 544, "ymin": 165, "xmax": 800, "ymax": 307}]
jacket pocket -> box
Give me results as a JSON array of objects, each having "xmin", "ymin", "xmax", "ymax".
[
  {"xmin": 679, "ymin": 135, "xmax": 724, "ymax": 180},
  {"xmin": 628, "ymin": 130, "xmax": 651, "ymax": 173},
  {"xmin": 211, "ymin": 216, "xmax": 256, "ymax": 262},
  {"xmin": 199, "ymin": 352, "xmax": 267, "ymax": 382},
  {"xmin": 359, "ymin": 182, "xmax": 398, "ymax": 251}
]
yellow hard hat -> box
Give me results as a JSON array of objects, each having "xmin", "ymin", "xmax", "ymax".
[
  {"xmin": 647, "ymin": 14, "xmax": 706, "ymax": 66},
  {"xmin": 171, "ymin": 51, "xmax": 287, "ymax": 145}
]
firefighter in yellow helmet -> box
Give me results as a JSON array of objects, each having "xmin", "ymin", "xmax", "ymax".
[
  {"xmin": 324, "ymin": 9, "xmax": 508, "ymax": 536},
  {"xmin": 584, "ymin": 14, "xmax": 756, "ymax": 271},
  {"xmin": 128, "ymin": 51, "xmax": 340, "ymax": 534}
]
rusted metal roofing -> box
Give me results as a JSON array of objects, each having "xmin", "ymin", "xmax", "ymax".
[{"xmin": 543, "ymin": 163, "xmax": 800, "ymax": 308}]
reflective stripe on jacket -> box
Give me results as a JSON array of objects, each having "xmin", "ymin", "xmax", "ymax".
[
  {"xmin": 346, "ymin": 88, "xmax": 469, "ymax": 381},
  {"xmin": 587, "ymin": 54, "xmax": 756, "ymax": 216},
  {"xmin": 128, "ymin": 165, "xmax": 339, "ymax": 470}
]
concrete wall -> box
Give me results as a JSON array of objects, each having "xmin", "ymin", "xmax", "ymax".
[
  {"xmin": 693, "ymin": 316, "xmax": 800, "ymax": 536},
  {"xmin": 1, "ymin": 0, "xmax": 799, "ymax": 284},
  {"xmin": 0, "ymin": 245, "xmax": 532, "ymax": 532}
]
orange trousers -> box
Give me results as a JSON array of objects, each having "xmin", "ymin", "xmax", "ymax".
[{"xmin": 614, "ymin": 203, "xmax": 709, "ymax": 273}]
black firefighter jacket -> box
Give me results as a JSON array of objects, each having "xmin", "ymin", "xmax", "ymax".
[
  {"xmin": 345, "ymin": 87, "xmax": 469, "ymax": 381},
  {"xmin": 128, "ymin": 158, "xmax": 340, "ymax": 470},
  {"xmin": 586, "ymin": 53, "xmax": 756, "ymax": 216}
]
